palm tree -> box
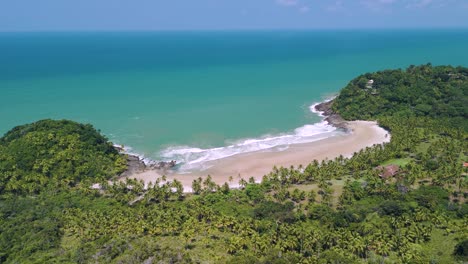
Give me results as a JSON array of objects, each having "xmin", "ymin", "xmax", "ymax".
[
  {"xmin": 191, "ymin": 178, "xmax": 202, "ymax": 195},
  {"xmin": 227, "ymin": 236, "xmax": 244, "ymax": 254},
  {"xmin": 239, "ymin": 178, "xmax": 247, "ymax": 189},
  {"xmin": 307, "ymin": 190, "xmax": 317, "ymax": 203},
  {"xmin": 220, "ymin": 182, "xmax": 230, "ymax": 194},
  {"xmin": 171, "ymin": 179, "xmax": 184, "ymax": 200}
]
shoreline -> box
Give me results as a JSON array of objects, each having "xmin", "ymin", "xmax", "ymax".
[
  {"xmin": 125, "ymin": 120, "xmax": 390, "ymax": 192},
  {"xmin": 118, "ymin": 98, "xmax": 341, "ymax": 178},
  {"xmin": 120, "ymin": 99, "xmax": 391, "ymax": 192}
]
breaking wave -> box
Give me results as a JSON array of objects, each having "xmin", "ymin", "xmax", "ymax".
[
  {"xmin": 116, "ymin": 98, "xmax": 344, "ymax": 172},
  {"xmin": 158, "ymin": 99, "xmax": 344, "ymax": 172}
]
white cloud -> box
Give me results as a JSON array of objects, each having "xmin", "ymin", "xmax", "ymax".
[
  {"xmin": 406, "ymin": 0, "xmax": 433, "ymax": 8},
  {"xmin": 299, "ymin": 6, "xmax": 310, "ymax": 13},
  {"xmin": 276, "ymin": 0, "xmax": 310, "ymax": 14},
  {"xmin": 379, "ymin": 0, "xmax": 397, "ymax": 3},
  {"xmin": 276, "ymin": 0, "xmax": 298, "ymax": 6},
  {"xmin": 327, "ymin": 1, "xmax": 345, "ymax": 12},
  {"xmin": 360, "ymin": 0, "xmax": 398, "ymax": 12}
]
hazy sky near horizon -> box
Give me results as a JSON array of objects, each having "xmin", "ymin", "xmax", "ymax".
[{"xmin": 1, "ymin": 0, "xmax": 468, "ymax": 31}]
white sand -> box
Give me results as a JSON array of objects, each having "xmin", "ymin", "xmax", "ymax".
[{"xmin": 125, "ymin": 121, "xmax": 390, "ymax": 192}]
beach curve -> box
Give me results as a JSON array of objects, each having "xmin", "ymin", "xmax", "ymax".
[{"xmin": 125, "ymin": 120, "xmax": 390, "ymax": 192}]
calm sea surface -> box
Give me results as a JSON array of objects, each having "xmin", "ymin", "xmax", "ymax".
[{"xmin": 1, "ymin": 30, "xmax": 467, "ymax": 169}]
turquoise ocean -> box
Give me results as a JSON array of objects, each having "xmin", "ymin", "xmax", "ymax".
[{"xmin": 1, "ymin": 30, "xmax": 468, "ymax": 171}]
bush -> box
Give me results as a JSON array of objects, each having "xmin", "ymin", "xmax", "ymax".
[
  {"xmin": 411, "ymin": 186, "xmax": 449, "ymax": 210},
  {"xmin": 245, "ymin": 184, "xmax": 265, "ymax": 203},
  {"xmin": 454, "ymin": 239, "xmax": 468, "ymax": 259},
  {"xmin": 254, "ymin": 201, "xmax": 295, "ymax": 223},
  {"xmin": 308, "ymin": 204, "xmax": 334, "ymax": 224},
  {"xmin": 378, "ymin": 200, "xmax": 409, "ymax": 216}
]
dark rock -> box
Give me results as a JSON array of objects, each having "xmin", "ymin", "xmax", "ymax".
[
  {"xmin": 314, "ymin": 100, "xmax": 334, "ymax": 116},
  {"xmin": 120, "ymin": 154, "xmax": 147, "ymax": 177},
  {"xmin": 314, "ymin": 100, "xmax": 349, "ymax": 130},
  {"xmin": 114, "ymin": 146, "xmax": 178, "ymax": 176},
  {"xmin": 325, "ymin": 114, "xmax": 348, "ymax": 130},
  {"xmin": 150, "ymin": 160, "xmax": 177, "ymax": 170},
  {"xmin": 114, "ymin": 145, "xmax": 125, "ymax": 152}
]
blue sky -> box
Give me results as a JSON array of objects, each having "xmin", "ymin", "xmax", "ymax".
[{"xmin": 1, "ymin": 0, "xmax": 467, "ymax": 31}]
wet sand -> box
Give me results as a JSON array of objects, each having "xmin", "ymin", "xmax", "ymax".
[{"xmin": 126, "ymin": 121, "xmax": 390, "ymax": 192}]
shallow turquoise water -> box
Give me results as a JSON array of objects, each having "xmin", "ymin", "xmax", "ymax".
[{"xmin": 1, "ymin": 30, "xmax": 468, "ymax": 166}]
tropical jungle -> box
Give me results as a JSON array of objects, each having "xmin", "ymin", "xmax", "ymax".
[{"xmin": 0, "ymin": 64, "xmax": 467, "ymax": 263}]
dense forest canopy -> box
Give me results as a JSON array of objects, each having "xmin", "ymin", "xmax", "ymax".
[
  {"xmin": 0, "ymin": 119, "xmax": 127, "ymax": 194},
  {"xmin": 333, "ymin": 64, "xmax": 468, "ymax": 128},
  {"xmin": 0, "ymin": 65, "xmax": 467, "ymax": 263}
]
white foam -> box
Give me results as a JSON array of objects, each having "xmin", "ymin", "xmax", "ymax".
[
  {"xmin": 113, "ymin": 144, "xmax": 155, "ymax": 166},
  {"xmin": 309, "ymin": 95, "xmax": 336, "ymax": 117},
  {"xmin": 159, "ymin": 120, "xmax": 343, "ymax": 172},
  {"xmin": 119, "ymin": 97, "xmax": 345, "ymax": 173}
]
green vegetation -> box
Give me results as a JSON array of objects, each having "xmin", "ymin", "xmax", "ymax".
[
  {"xmin": 380, "ymin": 158, "xmax": 412, "ymax": 167},
  {"xmin": 0, "ymin": 65, "xmax": 467, "ymax": 263},
  {"xmin": 333, "ymin": 64, "xmax": 468, "ymax": 129},
  {"xmin": 0, "ymin": 119, "xmax": 127, "ymax": 194}
]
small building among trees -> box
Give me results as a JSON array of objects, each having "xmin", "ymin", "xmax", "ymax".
[{"xmin": 376, "ymin": 164, "xmax": 400, "ymax": 179}]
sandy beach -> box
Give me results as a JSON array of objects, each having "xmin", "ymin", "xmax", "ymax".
[{"xmin": 125, "ymin": 121, "xmax": 390, "ymax": 192}]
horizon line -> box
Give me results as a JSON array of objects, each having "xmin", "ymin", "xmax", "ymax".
[{"xmin": 1, "ymin": 26, "xmax": 468, "ymax": 33}]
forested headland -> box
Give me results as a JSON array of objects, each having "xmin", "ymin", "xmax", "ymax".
[{"xmin": 0, "ymin": 64, "xmax": 467, "ymax": 263}]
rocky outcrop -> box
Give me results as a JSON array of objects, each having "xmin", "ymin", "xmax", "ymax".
[
  {"xmin": 314, "ymin": 100, "xmax": 349, "ymax": 130},
  {"xmin": 119, "ymin": 154, "xmax": 147, "ymax": 177},
  {"xmin": 115, "ymin": 147, "xmax": 177, "ymax": 177},
  {"xmin": 314, "ymin": 100, "xmax": 334, "ymax": 116},
  {"xmin": 148, "ymin": 160, "xmax": 177, "ymax": 170}
]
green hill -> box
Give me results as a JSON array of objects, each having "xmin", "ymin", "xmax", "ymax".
[
  {"xmin": 0, "ymin": 119, "xmax": 127, "ymax": 194},
  {"xmin": 332, "ymin": 64, "xmax": 468, "ymax": 127}
]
